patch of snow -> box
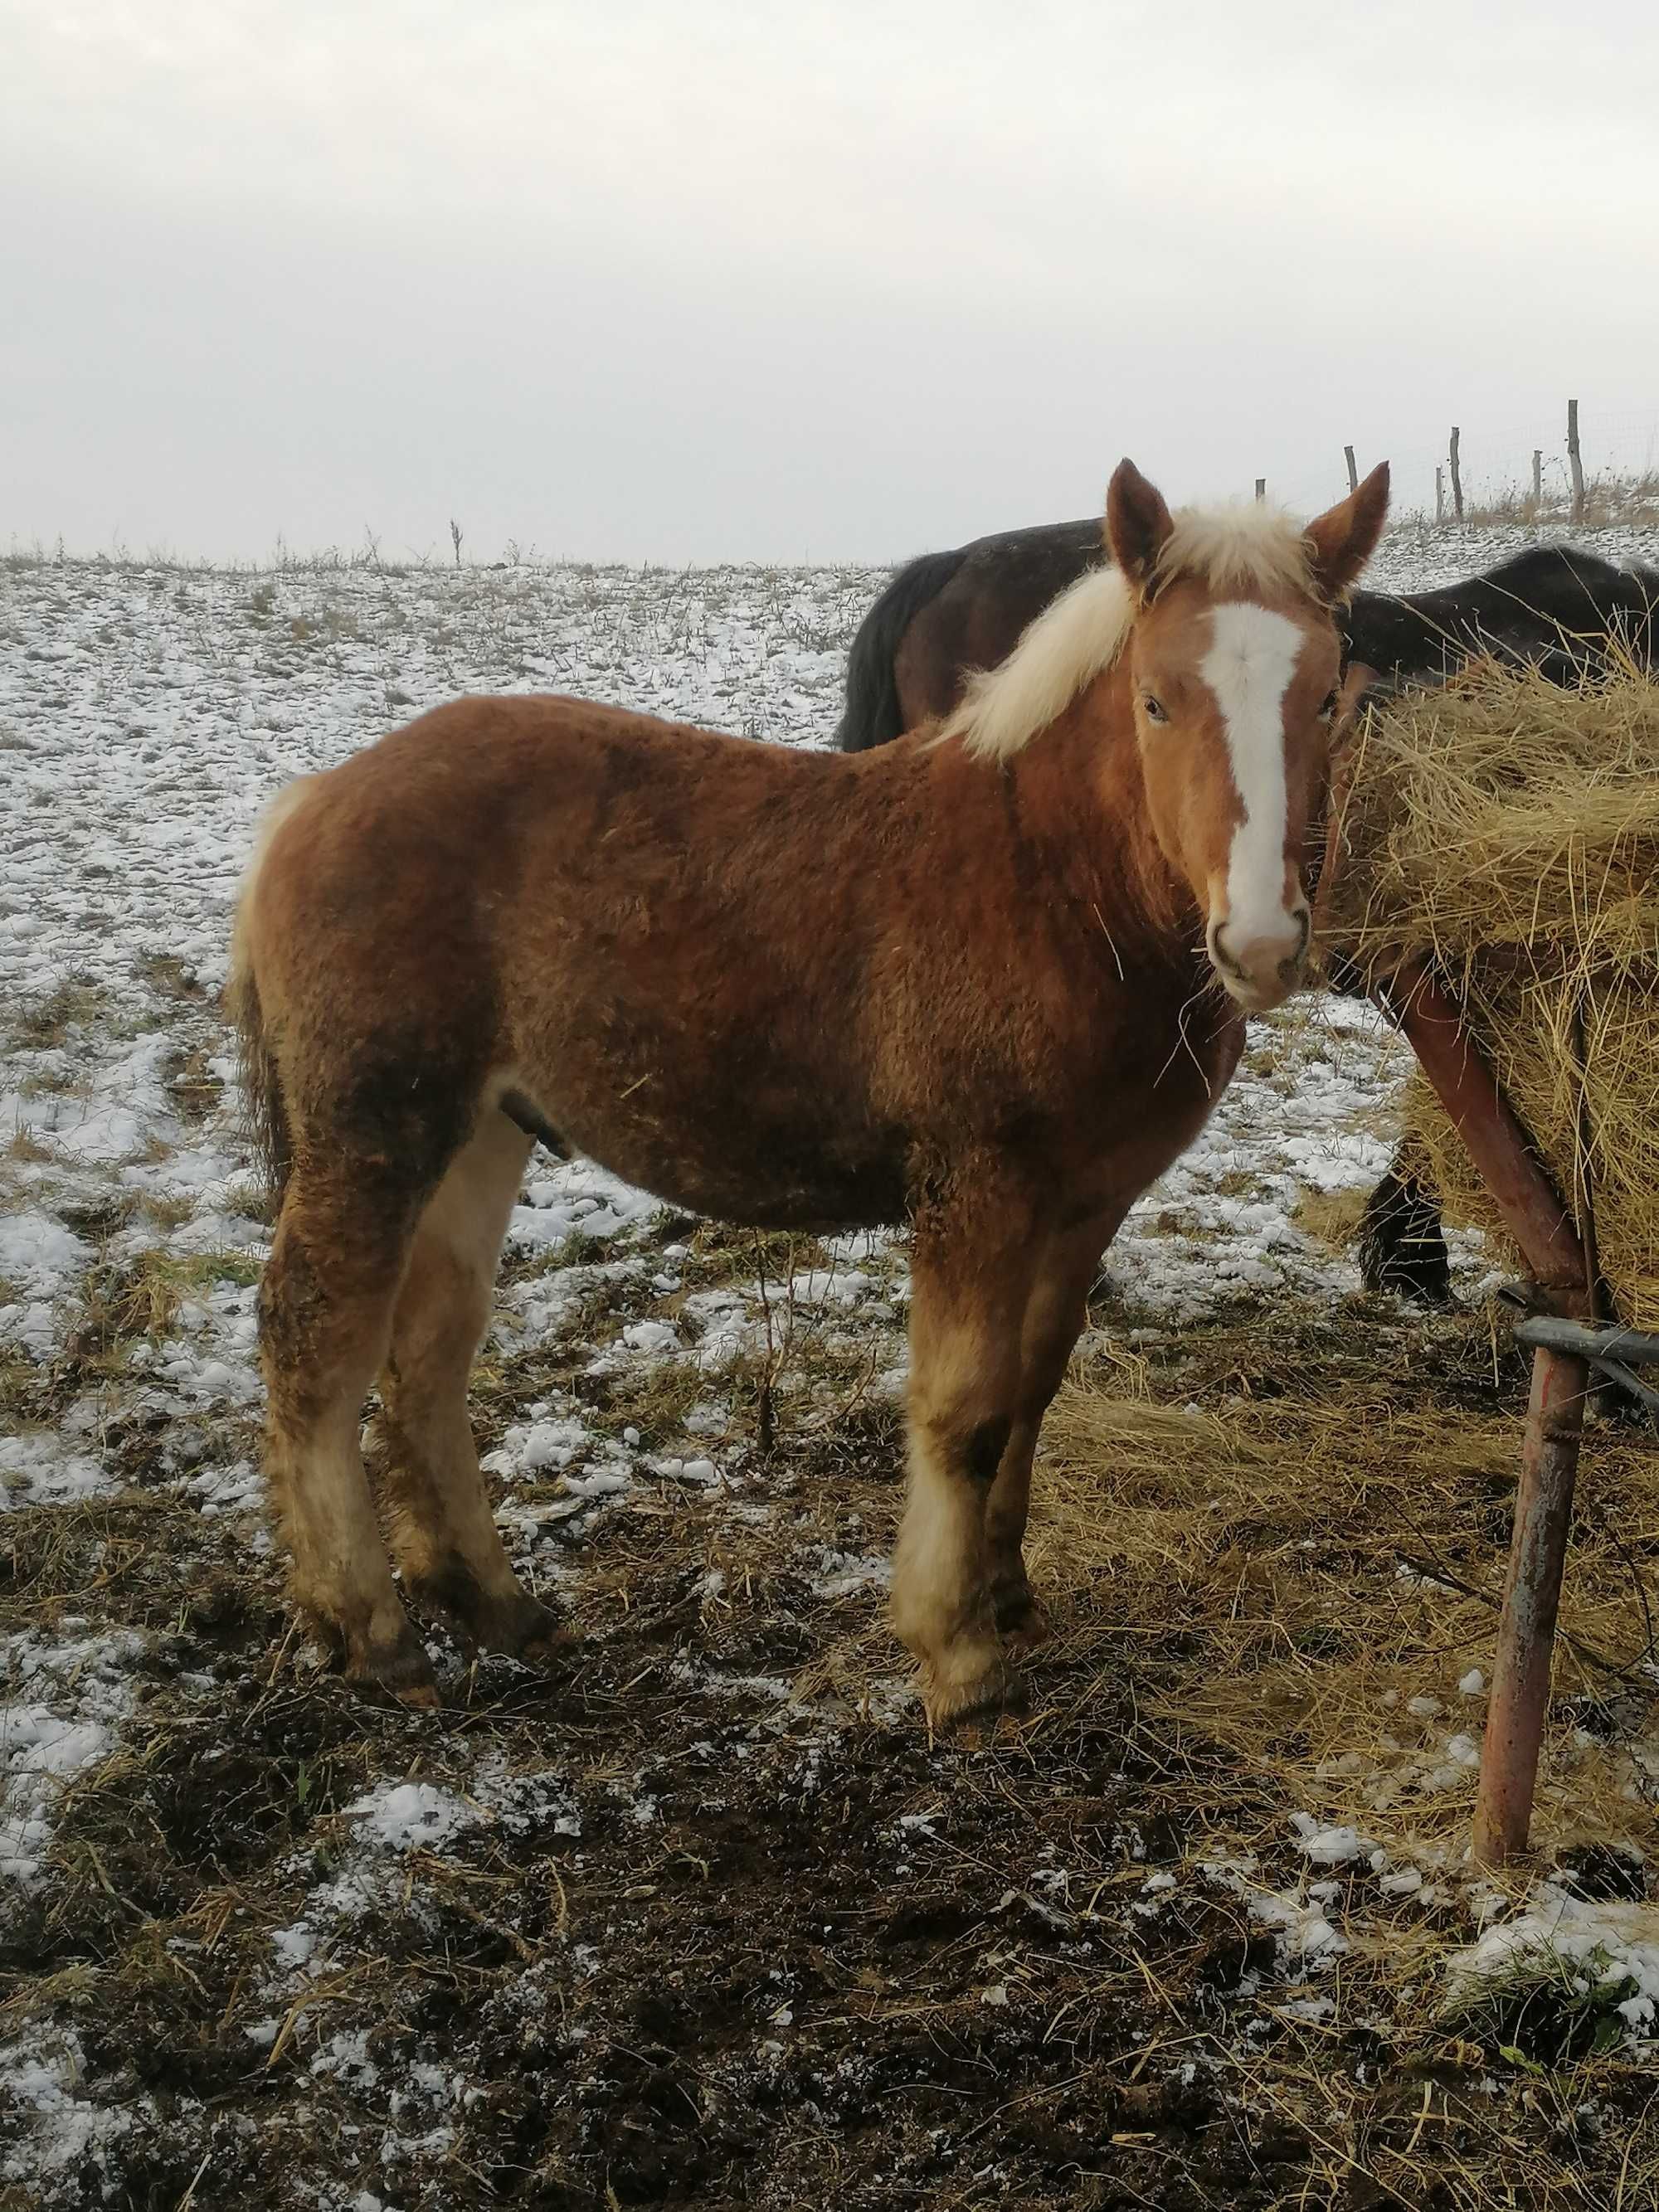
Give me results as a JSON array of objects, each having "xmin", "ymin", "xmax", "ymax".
[
  {"xmin": 0, "ymin": 1430, "xmax": 114, "ymax": 1512},
  {"xmin": 0, "ymin": 2029, "xmax": 146, "ymax": 2190},
  {"xmin": 0, "ymin": 1632, "xmax": 139, "ymax": 1888},
  {"xmin": 1291, "ymin": 1814, "xmax": 1377, "ymax": 1867},
  {"xmin": 1250, "ymin": 1888, "xmax": 1348, "ymax": 1963},
  {"xmin": 343, "ymin": 1781, "xmax": 476, "ymax": 1854},
  {"xmin": 1444, "ymin": 1883, "xmax": 1659, "ymax": 2044}
]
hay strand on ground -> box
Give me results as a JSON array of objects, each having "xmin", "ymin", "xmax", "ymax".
[{"xmin": 1035, "ymin": 1357, "xmax": 1659, "ymax": 1860}]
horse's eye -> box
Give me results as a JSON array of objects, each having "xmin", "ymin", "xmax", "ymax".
[
  {"xmin": 1319, "ymin": 689, "xmax": 1340, "ymax": 718},
  {"xmin": 1141, "ymin": 694, "xmax": 1168, "ymax": 725}
]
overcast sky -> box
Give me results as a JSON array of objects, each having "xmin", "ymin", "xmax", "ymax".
[{"xmin": 4, "ymin": 1, "xmax": 1657, "ymax": 563}]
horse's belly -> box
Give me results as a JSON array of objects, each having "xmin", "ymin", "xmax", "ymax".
[{"xmin": 546, "ymin": 1093, "xmax": 907, "ymax": 1234}]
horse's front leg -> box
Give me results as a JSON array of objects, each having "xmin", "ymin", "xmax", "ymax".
[
  {"xmin": 985, "ymin": 1209, "xmax": 1127, "ymax": 1649},
  {"xmin": 892, "ymin": 1195, "xmax": 1039, "ymax": 1728}
]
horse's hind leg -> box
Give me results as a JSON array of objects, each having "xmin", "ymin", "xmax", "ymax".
[
  {"xmin": 367, "ymin": 1110, "xmax": 562, "ymax": 1660},
  {"xmin": 985, "ymin": 1213, "xmax": 1125, "ymax": 1650},
  {"xmin": 260, "ymin": 1166, "xmax": 435, "ymax": 1703},
  {"xmin": 1356, "ymin": 1145, "xmax": 1452, "ymax": 1306},
  {"xmin": 892, "ymin": 1188, "xmax": 1039, "ymax": 1728}
]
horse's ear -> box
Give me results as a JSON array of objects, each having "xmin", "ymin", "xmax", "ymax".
[
  {"xmin": 1106, "ymin": 459, "xmax": 1175, "ymax": 599},
  {"xmin": 1304, "ymin": 462, "xmax": 1390, "ymax": 600}
]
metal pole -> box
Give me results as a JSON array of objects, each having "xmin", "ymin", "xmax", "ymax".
[
  {"xmin": 1369, "ymin": 955, "xmax": 1593, "ymax": 1867},
  {"xmin": 1472, "ymin": 1344, "xmax": 1591, "ymax": 1866}
]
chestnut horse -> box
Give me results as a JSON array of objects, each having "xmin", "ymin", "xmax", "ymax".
[
  {"xmin": 837, "ymin": 529, "xmax": 1659, "ymax": 1305},
  {"xmin": 230, "ymin": 458, "xmax": 1389, "ymax": 1725}
]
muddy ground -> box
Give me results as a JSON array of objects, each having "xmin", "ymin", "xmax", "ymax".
[{"xmin": 6, "ymin": 1287, "xmax": 1658, "ymax": 2212}]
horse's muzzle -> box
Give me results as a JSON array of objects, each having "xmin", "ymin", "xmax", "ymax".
[{"xmin": 1208, "ymin": 905, "xmax": 1311, "ymax": 1012}]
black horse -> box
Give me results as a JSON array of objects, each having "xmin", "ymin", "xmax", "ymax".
[
  {"xmin": 837, "ymin": 520, "xmax": 1659, "ymax": 1305},
  {"xmin": 838, "ymin": 523, "xmax": 1659, "ymax": 751}
]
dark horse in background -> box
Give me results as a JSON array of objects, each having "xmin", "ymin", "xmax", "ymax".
[{"xmin": 837, "ymin": 518, "xmax": 1659, "ymax": 1305}]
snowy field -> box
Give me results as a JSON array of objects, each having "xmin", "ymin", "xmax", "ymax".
[{"xmin": 3, "ymin": 523, "xmax": 1659, "ymax": 2208}]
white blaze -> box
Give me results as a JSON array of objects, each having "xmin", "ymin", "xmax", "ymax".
[{"xmin": 1198, "ymin": 602, "xmax": 1306, "ymax": 943}]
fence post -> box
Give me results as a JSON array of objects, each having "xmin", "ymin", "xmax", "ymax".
[
  {"xmin": 1344, "ymin": 445, "xmax": 1359, "ymax": 494},
  {"xmin": 1254, "ymin": 477, "xmax": 1266, "ymax": 503},
  {"xmin": 1448, "ymin": 426, "xmax": 1464, "ymax": 523},
  {"xmin": 1435, "ymin": 465, "xmax": 1445, "ymax": 526},
  {"xmin": 1568, "ymin": 398, "xmax": 1585, "ymax": 523},
  {"xmin": 1532, "ymin": 450, "xmax": 1543, "ymax": 505}
]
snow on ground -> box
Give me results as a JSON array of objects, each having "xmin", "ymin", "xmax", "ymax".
[
  {"xmin": 1445, "ymin": 1881, "xmax": 1659, "ymax": 2039},
  {"xmin": 4, "ymin": 521, "xmax": 1659, "ymax": 2196},
  {"xmin": 0, "ymin": 1631, "xmax": 142, "ymax": 1887}
]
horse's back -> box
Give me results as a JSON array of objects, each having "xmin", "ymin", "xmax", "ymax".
[
  {"xmin": 1351, "ymin": 542, "xmax": 1659, "ymax": 683},
  {"xmin": 893, "ymin": 519, "xmax": 1103, "ymax": 734},
  {"xmin": 840, "ymin": 519, "xmax": 1104, "ymax": 750},
  {"xmin": 242, "ymin": 693, "xmax": 933, "ymax": 1222},
  {"xmin": 241, "ymin": 694, "xmax": 827, "ymax": 1050}
]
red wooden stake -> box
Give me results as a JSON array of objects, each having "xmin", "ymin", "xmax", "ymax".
[{"xmin": 1381, "ymin": 960, "xmax": 1588, "ymax": 1305}]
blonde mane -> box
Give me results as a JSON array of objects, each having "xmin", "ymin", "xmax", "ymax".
[{"xmin": 942, "ymin": 500, "xmax": 1319, "ymax": 762}]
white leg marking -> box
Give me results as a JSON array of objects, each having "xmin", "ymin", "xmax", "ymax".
[{"xmin": 1199, "ymin": 603, "xmax": 1306, "ymax": 941}]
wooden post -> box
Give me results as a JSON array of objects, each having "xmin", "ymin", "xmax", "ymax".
[
  {"xmin": 1435, "ymin": 466, "xmax": 1445, "ymax": 526},
  {"xmin": 1531, "ymin": 449, "xmax": 1543, "ymax": 505},
  {"xmin": 1344, "ymin": 445, "xmax": 1359, "ymax": 494},
  {"xmin": 1254, "ymin": 477, "xmax": 1266, "ymax": 503},
  {"xmin": 1568, "ymin": 398, "xmax": 1585, "ymax": 523},
  {"xmin": 1368, "ymin": 955, "xmax": 1593, "ymax": 1868},
  {"xmin": 1449, "ymin": 426, "xmax": 1464, "ymax": 522},
  {"xmin": 1379, "ymin": 961, "xmax": 1590, "ymax": 1298}
]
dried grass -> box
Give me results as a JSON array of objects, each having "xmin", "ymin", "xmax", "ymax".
[
  {"xmin": 1320, "ymin": 656, "xmax": 1659, "ymax": 1326},
  {"xmin": 1035, "ymin": 1356, "xmax": 1659, "ymax": 1864}
]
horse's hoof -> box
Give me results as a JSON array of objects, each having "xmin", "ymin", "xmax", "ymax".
[
  {"xmin": 990, "ymin": 1581, "xmax": 1050, "ymax": 1650},
  {"xmin": 519, "ymin": 1626, "xmax": 577, "ymax": 1665},
  {"xmin": 922, "ymin": 1653, "xmax": 1025, "ymax": 1732},
  {"xmin": 347, "ymin": 1625, "xmax": 440, "ymax": 1708},
  {"xmin": 391, "ymin": 1674, "xmax": 442, "ymax": 1711},
  {"xmin": 403, "ymin": 1560, "xmax": 566, "ymax": 1664},
  {"xmin": 472, "ymin": 1590, "xmax": 570, "ymax": 1663}
]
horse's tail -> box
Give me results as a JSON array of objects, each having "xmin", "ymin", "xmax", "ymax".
[
  {"xmin": 226, "ymin": 780, "xmax": 315, "ymax": 1216},
  {"xmin": 835, "ymin": 546, "xmax": 971, "ymax": 751}
]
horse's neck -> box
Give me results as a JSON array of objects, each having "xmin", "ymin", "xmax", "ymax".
[
  {"xmin": 999, "ymin": 675, "xmax": 1198, "ymax": 976},
  {"xmin": 902, "ymin": 698, "xmax": 1238, "ymax": 1110}
]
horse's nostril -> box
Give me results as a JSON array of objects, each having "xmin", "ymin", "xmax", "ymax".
[
  {"xmin": 1214, "ymin": 913, "xmax": 1311, "ymax": 992},
  {"xmin": 1209, "ymin": 926, "xmax": 1247, "ymax": 981}
]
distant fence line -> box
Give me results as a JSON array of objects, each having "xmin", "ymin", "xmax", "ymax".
[{"xmin": 1254, "ymin": 400, "xmax": 1659, "ymax": 527}]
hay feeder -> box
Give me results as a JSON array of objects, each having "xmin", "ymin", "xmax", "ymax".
[{"xmin": 1321, "ymin": 659, "xmax": 1659, "ymax": 1867}]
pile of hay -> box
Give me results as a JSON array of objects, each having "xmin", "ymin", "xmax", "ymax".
[
  {"xmin": 1032, "ymin": 1344, "xmax": 1659, "ymax": 1858},
  {"xmin": 1319, "ymin": 657, "xmax": 1659, "ymax": 1327}
]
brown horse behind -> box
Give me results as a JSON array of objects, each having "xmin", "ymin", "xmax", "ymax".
[{"xmin": 230, "ymin": 459, "xmax": 1389, "ymax": 1724}]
